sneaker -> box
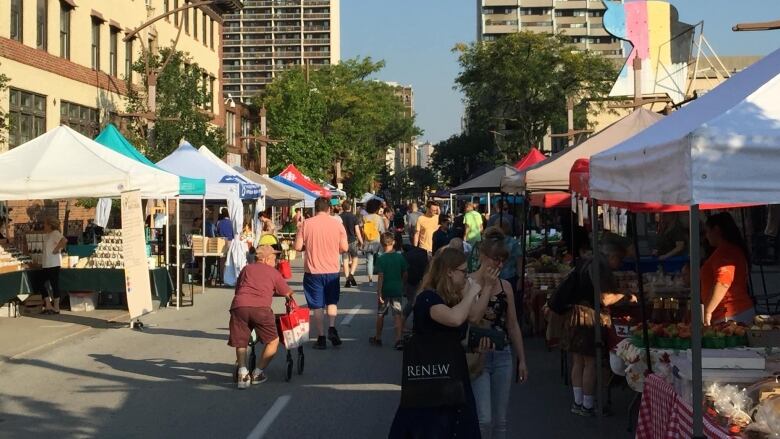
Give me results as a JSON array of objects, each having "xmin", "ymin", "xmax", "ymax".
[
  {"xmin": 349, "ymin": 275, "xmax": 358, "ymax": 287},
  {"xmin": 237, "ymin": 371, "xmax": 251, "ymax": 390},
  {"xmin": 570, "ymin": 403, "xmax": 582, "ymax": 415},
  {"xmin": 313, "ymin": 336, "xmax": 327, "ymax": 350},
  {"xmin": 368, "ymin": 281, "xmax": 374, "ymax": 287},
  {"xmin": 251, "ymin": 369, "xmax": 268, "ymax": 385},
  {"xmin": 344, "ymin": 279, "xmax": 352, "ymax": 288},
  {"xmin": 577, "ymin": 406, "xmax": 595, "ymax": 417},
  {"xmin": 328, "ymin": 327, "xmax": 342, "ymax": 346},
  {"xmin": 369, "ymin": 336, "xmax": 382, "ymax": 346}
]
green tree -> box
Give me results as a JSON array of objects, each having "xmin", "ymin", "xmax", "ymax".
[
  {"xmin": 379, "ymin": 165, "xmax": 437, "ymax": 205},
  {"xmin": 430, "ymin": 132, "xmax": 497, "ymax": 187},
  {"xmin": 0, "ymin": 67, "xmax": 9, "ymax": 145},
  {"xmin": 454, "ymin": 32, "xmax": 617, "ymax": 161},
  {"xmin": 257, "ymin": 58, "xmax": 421, "ymax": 197},
  {"xmin": 125, "ymin": 47, "xmax": 225, "ymax": 162}
]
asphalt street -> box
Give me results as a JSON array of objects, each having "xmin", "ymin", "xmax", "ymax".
[{"xmin": 0, "ymin": 260, "xmax": 637, "ymax": 439}]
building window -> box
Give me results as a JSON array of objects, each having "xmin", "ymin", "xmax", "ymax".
[
  {"xmin": 183, "ymin": 1, "xmax": 189, "ymax": 34},
  {"xmin": 202, "ymin": 10, "xmax": 207, "ymax": 44},
  {"xmin": 193, "ymin": 7, "xmax": 198, "ymax": 38},
  {"xmin": 201, "ymin": 72, "xmax": 208, "ymax": 109},
  {"xmin": 125, "ymin": 39, "xmax": 133, "ymax": 82},
  {"xmin": 164, "ymin": 0, "xmax": 170, "ymax": 18},
  {"xmin": 10, "ymin": 0, "xmax": 23, "ymax": 42},
  {"xmin": 60, "ymin": 101, "xmax": 99, "ymax": 138},
  {"xmin": 209, "ymin": 75, "xmax": 215, "ymax": 111},
  {"xmin": 174, "ymin": 0, "xmax": 179, "ymax": 26},
  {"xmin": 109, "ymin": 28, "xmax": 119, "ymax": 76},
  {"xmin": 210, "ymin": 18, "xmax": 214, "ymax": 49},
  {"xmin": 91, "ymin": 19, "xmax": 101, "ymax": 70},
  {"xmin": 36, "ymin": 0, "xmax": 48, "ymax": 50},
  {"xmin": 225, "ymin": 111, "xmax": 235, "ymax": 146},
  {"xmin": 8, "ymin": 88, "xmax": 46, "ymax": 149},
  {"xmin": 59, "ymin": 2, "xmax": 71, "ymax": 59}
]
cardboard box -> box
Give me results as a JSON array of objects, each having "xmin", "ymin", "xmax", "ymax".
[{"xmin": 69, "ymin": 292, "xmax": 97, "ymax": 312}]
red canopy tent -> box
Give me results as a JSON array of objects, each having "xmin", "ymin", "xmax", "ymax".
[
  {"xmin": 569, "ymin": 158, "xmax": 750, "ymax": 212},
  {"xmin": 529, "ymin": 192, "xmax": 570, "ymax": 209},
  {"xmin": 278, "ymin": 164, "xmax": 331, "ymax": 198},
  {"xmin": 513, "ymin": 147, "xmax": 546, "ymax": 171}
]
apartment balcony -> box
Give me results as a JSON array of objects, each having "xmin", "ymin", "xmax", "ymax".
[
  {"xmin": 244, "ymin": 1, "xmax": 273, "ymax": 6},
  {"xmin": 521, "ymin": 0, "xmax": 553, "ymax": 6},
  {"xmin": 223, "ymin": 65, "xmax": 243, "ymax": 71},
  {"xmin": 242, "ymin": 26, "xmax": 274, "ymax": 33},
  {"xmin": 588, "ymin": 26, "xmax": 609, "ymax": 37},
  {"xmin": 587, "ymin": 1, "xmax": 607, "ymax": 10},
  {"xmin": 242, "ymin": 64, "xmax": 275, "ymax": 72},
  {"xmin": 243, "ymin": 13, "xmax": 274, "ymax": 20},
  {"xmin": 275, "ymin": 51, "xmax": 302, "ymax": 57},
  {"xmin": 558, "ymin": 26, "xmax": 588, "ymax": 36},
  {"xmin": 482, "ymin": 0, "xmax": 518, "ymax": 6},
  {"xmin": 223, "ymin": 77, "xmax": 243, "ymax": 84},
  {"xmin": 224, "ymin": 39, "xmax": 243, "ymax": 46},
  {"xmin": 303, "ymin": 25, "xmax": 330, "ymax": 32},
  {"xmin": 555, "ymin": 16, "xmax": 586, "ymax": 24},
  {"xmin": 304, "ymin": 51, "xmax": 330, "ymax": 58},
  {"xmin": 242, "ymin": 76, "xmax": 273, "ymax": 84},
  {"xmin": 555, "ymin": 1, "xmax": 587, "ymax": 9},
  {"xmin": 274, "ymin": 13, "xmax": 302, "ymax": 19},
  {"xmin": 274, "ymin": 25, "xmax": 302, "ymax": 32},
  {"xmin": 589, "ymin": 42, "xmax": 621, "ymax": 51},
  {"xmin": 520, "ymin": 14, "xmax": 553, "ymax": 23},
  {"xmin": 242, "ymin": 51, "xmax": 275, "ymax": 58},
  {"xmin": 303, "ymin": 13, "xmax": 330, "ymax": 19},
  {"xmin": 223, "ymin": 50, "xmax": 242, "ymax": 59},
  {"xmin": 275, "ymin": 38, "xmax": 302, "ymax": 45},
  {"xmin": 242, "ymin": 38, "xmax": 275, "ymax": 46},
  {"xmin": 224, "ymin": 27, "xmax": 242, "ymax": 34},
  {"xmin": 484, "ymin": 24, "xmax": 519, "ymax": 33},
  {"xmin": 303, "ymin": 0, "xmax": 331, "ymax": 6},
  {"xmin": 488, "ymin": 13, "xmax": 518, "ymax": 21},
  {"xmin": 303, "ymin": 38, "xmax": 330, "ymax": 45}
]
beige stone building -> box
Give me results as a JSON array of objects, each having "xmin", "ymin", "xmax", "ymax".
[
  {"xmin": 0, "ymin": 0, "xmax": 240, "ymax": 152},
  {"xmin": 477, "ymin": 0, "xmax": 623, "ymax": 59},
  {"xmin": 222, "ymin": 0, "xmax": 341, "ymax": 101}
]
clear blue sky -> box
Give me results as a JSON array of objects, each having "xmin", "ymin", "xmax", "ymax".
[{"xmin": 341, "ymin": 0, "xmax": 780, "ymax": 145}]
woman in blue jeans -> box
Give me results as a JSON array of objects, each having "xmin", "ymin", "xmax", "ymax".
[{"xmin": 468, "ymin": 227, "xmax": 528, "ymax": 439}]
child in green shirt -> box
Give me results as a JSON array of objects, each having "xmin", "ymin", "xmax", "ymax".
[{"xmin": 369, "ymin": 232, "xmax": 408, "ymax": 350}]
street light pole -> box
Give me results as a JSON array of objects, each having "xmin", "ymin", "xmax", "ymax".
[{"xmin": 123, "ymin": 0, "xmax": 222, "ymax": 149}]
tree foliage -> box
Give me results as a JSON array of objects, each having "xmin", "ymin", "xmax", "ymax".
[
  {"xmin": 125, "ymin": 47, "xmax": 225, "ymax": 162},
  {"xmin": 0, "ymin": 67, "xmax": 9, "ymax": 145},
  {"xmin": 430, "ymin": 132, "xmax": 498, "ymax": 188},
  {"xmin": 257, "ymin": 58, "xmax": 421, "ymax": 197},
  {"xmin": 454, "ymin": 32, "xmax": 617, "ymax": 162},
  {"xmin": 379, "ymin": 166, "xmax": 438, "ymax": 205}
]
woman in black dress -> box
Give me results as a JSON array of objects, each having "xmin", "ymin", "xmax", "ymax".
[{"xmin": 389, "ymin": 247, "xmax": 486, "ymax": 439}]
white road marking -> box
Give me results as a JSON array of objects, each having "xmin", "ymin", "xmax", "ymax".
[
  {"xmin": 339, "ymin": 305, "xmax": 363, "ymax": 326},
  {"xmin": 246, "ymin": 394, "xmax": 291, "ymax": 439}
]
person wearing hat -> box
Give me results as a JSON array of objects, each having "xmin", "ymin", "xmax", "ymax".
[{"xmin": 229, "ymin": 244, "xmax": 294, "ymax": 389}]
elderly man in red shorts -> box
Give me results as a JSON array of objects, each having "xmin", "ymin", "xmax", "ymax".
[{"xmin": 229, "ymin": 244, "xmax": 293, "ymax": 389}]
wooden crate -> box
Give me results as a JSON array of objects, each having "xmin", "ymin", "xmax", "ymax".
[
  {"xmin": 192, "ymin": 235, "xmax": 207, "ymax": 254},
  {"xmin": 208, "ymin": 238, "xmax": 227, "ymax": 254}
]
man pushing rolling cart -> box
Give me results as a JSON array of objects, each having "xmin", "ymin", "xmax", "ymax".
[{"xmin": 229, "ymin": 244, "xmax": 307, "ymax": 388}]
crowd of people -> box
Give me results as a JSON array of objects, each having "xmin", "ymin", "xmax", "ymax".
[{"xmin": 223, "ymin": 192, "xmax": 760, "ymax": 437}]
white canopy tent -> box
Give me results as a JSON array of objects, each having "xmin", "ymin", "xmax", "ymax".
[
  {"xmin": 0, "ymin": 125, "xmax": 180, "ymax": 200},
  {"xmin": 591, "ymin": 48, "xmax": 780, "ymax": 205},
  {"xmin": 590, "ymin": 47, "xmax": 780, "ymax": 436},
  {"xmin": 501, "ymin": 109, "xmax": 664, "ymax": 193},
  {"xmin": 359, "ymin": 192, "xmax": 383, "ymax": 204}
]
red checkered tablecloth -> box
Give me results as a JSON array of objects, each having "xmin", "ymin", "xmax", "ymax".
[{"xmin": 635, "ymin": 374, "xmax": 741, "ymax": 439}]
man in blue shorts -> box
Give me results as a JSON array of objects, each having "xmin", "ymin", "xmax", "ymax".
[{"xmin": 295, "ymin": 197, "xmax": 349, "ymax": 349}]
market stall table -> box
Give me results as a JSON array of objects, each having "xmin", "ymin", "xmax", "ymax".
[
  {"xmin": 636, "ymin": 374, "xmax": 741, "ymax": 439},
  {"xmin": 0, "ymin": 270, "xmax": 32, "ymax": 305},
  {"xmin": 56, "ymin": 268, "xmax": 174, "ymax": 307},
  {"xmin": 66, "ymin": 244, "xmax": 97, "ymax": 258}
]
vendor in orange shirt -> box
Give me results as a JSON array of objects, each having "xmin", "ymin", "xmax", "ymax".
[{"xmin": 701, "ymin": 212, "xmax": 754, "ymax": 325}]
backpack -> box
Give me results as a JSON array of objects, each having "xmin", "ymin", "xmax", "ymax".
[
  {"xmin": 547, "ymin": 266, "xmax": 579, "ymax": 315},
  {"xmin": 363, "ymin": 215, "xmax": 381, "ymax": 242}
]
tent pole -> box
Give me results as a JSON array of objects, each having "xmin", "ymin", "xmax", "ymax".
[
  {"xmin": 165, "ymin": 198, "xmax": 170, "ymax": 306},
  {"xmin": 590, "ymin": 199, "xmax": 604, "ymax": 420},
  {"xmin": 487, "ymin": 193, "xmax": 491, "ymax": 217},
  {"xmin": 518, "ymin": 191, "xmax": 530, "ymax": 327},
  {"xmin": 202, "ymin": 196, "xmax": 206, "ymax": 295},
  {"xmin": 690, "ymin": 204, "xmax": 704, "ymax": 438},
  {"xmin": 176, "ymin": 198, "xmax": 181, "ymax": 310},
  {"xmin": 632, "ymin": 212, "xmax": 653, "ymax": 372}
]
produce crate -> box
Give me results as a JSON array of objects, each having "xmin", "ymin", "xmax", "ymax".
[
  {"xmin": 208, "ymin": 238, "xmax": 227, "ymax": 254},
  {"xmin": 192, "ymin": 235, "xmax": 207, "ymax": 254}
]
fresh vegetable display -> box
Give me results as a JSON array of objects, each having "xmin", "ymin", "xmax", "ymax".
[{"xmin": 630, "ymin": 321, "xmax": 747, "ymax": 349}]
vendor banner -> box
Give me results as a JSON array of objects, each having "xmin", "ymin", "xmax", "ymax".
[{"xmin": 121, "ymin": 190, "xmax": 153, "ymax": 320}]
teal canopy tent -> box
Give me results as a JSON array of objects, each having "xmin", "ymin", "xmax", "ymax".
[{"xmin": 94, "ymin": 124, "xmax": 206, "ymax": 196}]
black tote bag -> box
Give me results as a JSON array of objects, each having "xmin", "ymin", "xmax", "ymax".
[{"xmin": 400, "ymin": 333, "xmax": 467, "ymax": 408}]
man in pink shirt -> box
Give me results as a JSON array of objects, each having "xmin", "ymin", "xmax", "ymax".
[{"xmin": 295, "ymin": 197, "xmax": 349, "ymax": 349}]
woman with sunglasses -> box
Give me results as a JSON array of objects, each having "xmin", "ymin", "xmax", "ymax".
[
  {"xmin": 467, "ymin": 227, "xmax": 528, "ymax": 439},
  {"xmin": 390, "ymin": 247, "xmax": 487, "ymax": 438}
]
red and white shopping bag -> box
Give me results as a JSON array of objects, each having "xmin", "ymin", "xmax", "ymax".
[{"xmin": 277, "ymin": 298, "xmax": 310, "ymax": 349}]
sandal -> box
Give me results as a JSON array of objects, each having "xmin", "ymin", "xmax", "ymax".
[
  {"xmin": 394, "ymin": 340, "xmax": 404, "ymax": 351},
  {"xmin": 368, "ymin": 336, "xmax": 382, "ymax": 347}
]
